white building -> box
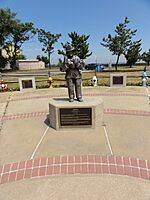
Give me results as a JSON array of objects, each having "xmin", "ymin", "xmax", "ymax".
[{"xmin": 16, "ymin": 59, "xmax": 45, "ymax": 70}]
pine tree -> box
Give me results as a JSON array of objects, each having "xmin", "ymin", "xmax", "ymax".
[
  {"xmin": 125, "ymin": 40, "xmax": 142, "ymax": 67},
  {"xmin": 101, "ymin": 17, "xmax": 137, "ymax": 70},
  {"xmin": 37, "ymin": 29, "xmax": 61, "ymax": 69},
  {"xmin": 141, "ymin": 49, "xmax": 150, "ymax": 66},
  {"xmin": 58, "ymin": 31, "xmax": 92, "ymax": 59}
]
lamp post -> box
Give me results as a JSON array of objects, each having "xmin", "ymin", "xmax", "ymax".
[{"xmin": 95, "ymin": 56, "xmax": 97, "ymax": 76}]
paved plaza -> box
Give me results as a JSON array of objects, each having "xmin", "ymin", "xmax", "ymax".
[{"xmin": 0, "ymin": 86, "xmax": 150, "ymax": 199}]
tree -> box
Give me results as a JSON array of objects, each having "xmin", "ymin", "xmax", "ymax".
[
  {"xmin": 0, "ymin": 55, "xmax": 7, "ymax": 68},
  {"xmin": 0, "ymin": 8, "xmax": 18, "ymax": 68},
  {"xmin": 16, "ymin": 53, "xmax": 26, "ymax": 60},
  {"xmin": 36, "ymin": 55, "xmax": 49, "ymax": 67},
  {"xmin": 0, "ymin": 8, "xmax": 17, "ymax": 54},
  {"xmin": 125, "ymin": 40, "xmax": 142, "ymax": 68},
  {"xmin": 141, "ymin": 49, "xmax": 150, "ymax": 66},
  {"xmin": 4, "ymin": 22, "xmax": 35, "ymax": 69},
  {"xmin": 58, "ymin": 31, "xmax": 92, "ymax": 59},
  {"xmin": 37, "ymin": 29, "xmax": 61, "ymax": 69},
  {"xmin": 101, "ymin": 17, "xmax": 137, "ymax": 70}
]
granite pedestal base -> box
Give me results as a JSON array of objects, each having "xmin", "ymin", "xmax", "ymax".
[{"xmin": 49, "ymin": 97, "xmax": 104, "ymax": 130}]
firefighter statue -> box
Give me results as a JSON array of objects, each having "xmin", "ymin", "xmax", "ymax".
[{"xmin": 61, "ymin": 45, "xmax": 84, "ymax": 102}]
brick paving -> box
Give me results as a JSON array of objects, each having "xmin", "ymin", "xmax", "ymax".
[
  {"xmin": 104, "ymin": 108, "xmax": 150, "ymax": 116},
  {"xmin": 0, "ymin": 111, "xmax": 47, "ymax": 122},
  {"xmin": 0, "ymin": 155, "xmax": 149, "ymax": 185},
  {"xmin": 0, "ymin": 92, "xmax": 146, "ymax": 103},
  {"xmin": 0, "ymin": 108, "xmax": 150, "ymax": 122},
  {"xmin": 10, "ymin": 92, "xmax": 147, "ymax": 101}
]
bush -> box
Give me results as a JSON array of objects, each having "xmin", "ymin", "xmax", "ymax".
[
  {"xmin": 82, "ymin": 80, "xmax": 92, "ymax": 86},
  {"xmin": 7, "ymin": 87, "xmax": 20, "ymax": 92},
  {"xmin": 36, "ymin": 85, "xmax": 49, "ymax": 89}
]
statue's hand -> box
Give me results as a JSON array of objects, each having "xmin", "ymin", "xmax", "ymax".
[
  {"xmin": 60, "ymin": 65, "xmax": 69, "ymax": 72},
  {"xmin": 69, "ymin": 64, "xmax": 75, "ymax": 69}
]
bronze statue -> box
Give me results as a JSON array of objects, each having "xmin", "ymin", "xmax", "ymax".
[{"xmin": 61, "ymin": 45, "xmax": 84, "ymax": 102}]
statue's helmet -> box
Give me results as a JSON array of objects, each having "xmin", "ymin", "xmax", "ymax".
[{"xmin": 66, "ymin": 44, "xmax": 74, "ymax": 52}]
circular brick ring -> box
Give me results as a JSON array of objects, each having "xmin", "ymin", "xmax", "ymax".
[
  {"xmin": 0, "ymin": 92, "xmax": 147, "ymax": 103},
  {"xmin": 1, "ymin": 108, "xmax": 150, "ymax": 123},
  {"xmin": 0, "ymin": 155, "xmax": 150, "ymax": 185}
]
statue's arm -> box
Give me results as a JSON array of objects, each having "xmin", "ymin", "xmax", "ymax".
[
  {"xmin": 74, "ymin": 57, "xmax": 84, "ymax": 70},
  {"xmin": 60, "ymin": 57, "xmax": 70, "ymax": 72}
]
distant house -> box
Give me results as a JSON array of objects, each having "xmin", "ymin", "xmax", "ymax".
[{"xmin": 16, "ymin": 59, "xmax": 45, "ymax": 70}]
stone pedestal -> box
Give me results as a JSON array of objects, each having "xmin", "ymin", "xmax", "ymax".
[{"xmin": 49, "ymin": 97, "xmax": 103, "ymax": 130}]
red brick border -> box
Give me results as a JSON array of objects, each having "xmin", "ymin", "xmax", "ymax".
[
  {"xmin": 1, "ymin": 108, "xmax": 150, "ymax": 122},
  {"xmin": 0, "ymin": 92, "xmax": 146, "ymax": 103},
  {"xmin": 0, "ymin": 111, "xmax": 47, "ymax": 122},
  {"xmin": 104, "ymin": 108, "xmax": 150, "ymax": 117},
  {"xmin": 0, "ymin": 155, "xmax": 150, "ymax": 184}
]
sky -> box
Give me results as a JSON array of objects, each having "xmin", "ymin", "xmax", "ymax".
[{"xmin": 0, "ymin": 0, "xmax": 150, "ymax": 64}]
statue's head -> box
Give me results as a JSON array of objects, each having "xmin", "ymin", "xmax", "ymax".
[{"xmin": 66, "ymin": 44, "xmax": 75, "ymax": 58}]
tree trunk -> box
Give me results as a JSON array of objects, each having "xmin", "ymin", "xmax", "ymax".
[
  {"xmin": 14, "ymin": 48, "xmax": 17, "ymax": 69},
  {"xmin": 48, "ymin": 53, "xmax": 51, "ymax": 68},
  {"xmin": 0, "ymin": 47, "xmax": 2, "ymax": 68},
  {"xmin": 115, "ymin": 54, "xmax": 120, "ymax": 71},
  {"xmin": 11, "ymin": 45, "xmax": 17, "ymax": 70},
  {"xmin": 48, "ymin": 52, "xmax": 51, "ymax": 76},
  {"xmin": 0, "ymin": 47, "xmax": 2, "ymax": 57}
]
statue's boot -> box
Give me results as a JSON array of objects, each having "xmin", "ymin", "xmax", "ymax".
[{"xmin": 77, "ymin": 97, "xmax": 83, "ymax": 102}]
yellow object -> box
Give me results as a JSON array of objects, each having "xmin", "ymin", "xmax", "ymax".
[{"xmin": 48, "ymin": 76, "xmax": 53, "ymax": 88}]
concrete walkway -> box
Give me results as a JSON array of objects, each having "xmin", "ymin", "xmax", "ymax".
[
  {"xmin": 0, "ymin": 87, "xmax": 150, "ymax": 164},
  {"xmin": 0, "ymin": 86, "xmax": 150, "ymax": 199},
  {"xmin": 0, "ymin": 175, "xmax": 150, "ymax": 200}
]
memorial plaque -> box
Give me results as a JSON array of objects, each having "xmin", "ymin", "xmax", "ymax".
[
  {"xmin": 59, "ymin": 108, "xmax": 92, "ymax": 127},
  {"xmin": 110, "ymin": 74, "xmax": 126, "ymax": 87},
  {"xmin": 19, "ymin": 77, "xmax": 36, "ymax": 91},
  {"xmin": 22, "ymin": 80, "xmax": 33, "ymax": 89},
  {"xmin": 113, "ymin": 76, "xmax": 123, "ymax": 85}
]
